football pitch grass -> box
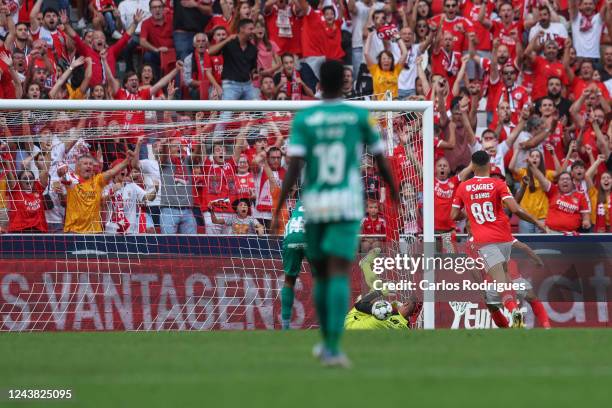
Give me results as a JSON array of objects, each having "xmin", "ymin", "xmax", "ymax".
[{"xmin": 2, "ymin": 329, "xmax": 611, "ymax": 408}]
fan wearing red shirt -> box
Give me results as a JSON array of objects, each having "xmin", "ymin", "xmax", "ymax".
[
  {"xmin": 489, "ymin": 1, "xmax": 523, "ymax": 61},
  {"xmin": 428, "ymin": 0, "xmax": 474, "ymax": 53},
  {"xmin": 322, "ymin": 4, "xmax": 345, "ymax": 59},
  {"xmin": 106, "ymin": 58, "xmax": 184, "ymax": 143},
  {"xmin": 264, "ymin": 0, "xmax": 302, "ymax": 55},
  {"xmin": 0, "ymin": 51, "xmax": 20, "ymax": 99},
  {"xmin": 524, "ymin": 33, "xmax": 570, "ymax": 100},
  {"xmin": 570, "ymin": 60, "xmax": 610, "ymax": 100},
  {"xmin": 431, "ymin": 30, "xmax": 462, "ymax": 90},
  {"xmin": 534, "ymin": 170, "xmax": 591, "ymax": 232},
  {"xmin": 299, "ymin": 0, "xmax": 327, "ymax": 58},
  {"xmin": 451, "ymin": 151, "xmax": 545, "ymax": 324},
  {"xmin": 202, "ymin": 140, "xmax": 245, "ymax": 234},
  {"xmin": 6, "ymin": 170, "xmax": 48, "ymax": 233},
  {"xmin": 462, "ymin": 0, "xmax": 495, "ymax": 52},
  {"xmin": 361, "ymin": 200, "xmax": 386, "ymax": 253},
  {"xmin": 434, "ymin": 157, "xmax": 460, "ymax": 233},
  {"xmin": 62, "ymin": 9, "xmax": 143, "ymax": 87},
  {"xmin": 234, "ymin": 154, "xmax": 256, "ymax": 202},
  {"xmin": 488, "ymin": 63, "xmax": 530, "ymax": 125},
  {"xmin": 29, "ymin": 1, "xmax": 70, "ymax": 64},
  {"xmin": 139, "ymin": 0, "xmax": 174, "ymax": 75}
]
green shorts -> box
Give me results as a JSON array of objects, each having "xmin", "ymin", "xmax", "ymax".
[
  {"xmin": 305, "ymin": 221, "xmax": 361, "ymax": 262},
  {"xmin": 282, "ymin": 242, "xmax": 306, "ymax": 277}
]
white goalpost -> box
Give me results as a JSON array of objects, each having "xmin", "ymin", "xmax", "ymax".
[{"xmin": 0, "ymin": 99, "xmax": 435, "ymax": 331}]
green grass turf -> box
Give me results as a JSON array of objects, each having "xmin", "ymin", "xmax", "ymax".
[{"xmin": 1, "ymin": 329, "xmax": 611, "ymax": 408}]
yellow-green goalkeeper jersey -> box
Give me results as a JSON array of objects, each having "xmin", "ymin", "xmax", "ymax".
[
  {"xmin": 344, "ymin": 307, "xmax": 409, "ymax": 330},
  {"xmin": 283, "ymin": 200, "xmax": 305, "ymax": 245},
  {"xmin": 287, "ymin": 101, "xmax": 385, "ymax": 223}
]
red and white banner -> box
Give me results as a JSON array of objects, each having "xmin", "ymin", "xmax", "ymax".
[{"xmin": 0, "ymin": 258, "xmax": 318, "ymax": 331}]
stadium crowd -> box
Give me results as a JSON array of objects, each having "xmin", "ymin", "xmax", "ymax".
[{"xmin": 1, "ymin": 0, "xmax": 612, "ymax": 237}]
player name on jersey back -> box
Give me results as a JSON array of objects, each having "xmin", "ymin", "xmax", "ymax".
[{"xmin": 453, "ymin": 177, "xmax": 513, "ymax": 243}]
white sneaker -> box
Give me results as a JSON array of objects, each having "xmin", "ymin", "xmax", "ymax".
[
  {"xmin": 312, "ymin": 343, "xmax": 325, "ymax": 360},
  {"xmin": 112, "ymin": 31, "xmax": 123, "ymax": 40},
  {"xmin": 321, "ymin": 352, "xmax": 352, "ymax": 369}
]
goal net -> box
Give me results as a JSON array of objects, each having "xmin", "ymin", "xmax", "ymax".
[{"xmin": 0, "ymin": 99, "xmax": 434, "ymax": 331}]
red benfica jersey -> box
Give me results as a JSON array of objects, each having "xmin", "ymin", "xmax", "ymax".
[
  {"xmin": 431, "ymin": 48, "xmax": 462, "ymax": 89},
  {"xmin": 461, "ymin": 1, "xmax": 495, "ymax": 51},
  {"xmin": 532, "ymin": 56, "xmax": 569, "ymax": 100},
  {"xmin": 435, "ymin": 175, "xmax": 459, "ymax": 231},
  {"xmin": 301, "ymin": 7, "xmax": 326, "ymax": 57},
  {"xmin": 544, "ymin": 122, "xmax": 565, "ymax": 171},
  {"xmin": 491, "ymin": 20, "xmax": 523, "ymax": 61},
  {"xmin": 204, "ymin": 51, "xmax": 224, "ymax": 84},
  {"xmin": 114, "ymin": 87, "xmax": 152, "ymax": 142},
  {"xmin": 489, "ymin": 83, "xmax": 530, "ymax": 125},
  {"xmin": 545, "ymin": 184, "xmax": 589, "ymax": 232},
  {"xmin": 235, "ymin": 172, "xmax": 255, "ymax": 201},
  {"xmin": 452, "ymin": 176, "xmax": 514, "ymax": 243},
  {"xmin": 361, "ymin": 215, "xmax": 387, "ymax": 236},
  {"xmin": 8, "ymin": 182, "xmax": 48, "ymax": 232},
  {"xmin": 201, "ymin": 157, "xmax": 237, "ymax": 213},
  {"xmin": 428, "ymin": 15, "xmax": 474, "ymax": 53}
]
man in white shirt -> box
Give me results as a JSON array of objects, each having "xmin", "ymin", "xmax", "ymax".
[
  {"xmin": 569, "ymin": 0, "xmax": 611, "ymax": 60},
  {"xmin": 528, "ymin": 4, "xmax": 568, "ymax": 49}
]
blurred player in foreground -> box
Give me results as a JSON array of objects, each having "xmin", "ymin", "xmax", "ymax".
[
  {"xmin": 344, "ymin": 248, "xmax": 422, "ymax": 330},
  {"xmin": 273, "ymin": 59, "xmax": 399, "ymax": 368},
  {"xmin": 451, "ymin": 151, "xmax": 546, "ymax": 328}
]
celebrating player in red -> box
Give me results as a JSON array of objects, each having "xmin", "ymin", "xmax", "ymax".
[{"xmin": 451, "ymin": 151, "xmax": 546, "ymax": 327}]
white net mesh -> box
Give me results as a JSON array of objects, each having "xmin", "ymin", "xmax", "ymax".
[{"xmin": 0, "ymin": 102, "xmax": 428, "ymax": 331}]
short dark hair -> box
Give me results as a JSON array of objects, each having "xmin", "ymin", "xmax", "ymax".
[
  {"xmin": 322, "ymin": 5, "xmax": 335, "ymax": 15},
  {"xmin": 319, "ymin": 59, "xmax": 344, "ymax": 97},
  {"xmin": 471, "ymin": 150, "xmax": 490, "ymax": 167},
  {"xmin": 571, "ymin": 160, "xmax": 585, "ymax": 170},
  {"xmin": 450, "ymin": 96, "xmax": 463, "ymax": 111},
  {"xmin": 267, "ymin": 146, "xmax": 282, "ymax": 157},
  {"xmin": 122, "ymin": 71, "xmax": 138, "ymax": 86},
  {"xmin": 42, "ymin": 7, "xmax": 58, "ymax": 17},
  {"xmin": 238, "ymin": 18, "xmax": 254, "ymax": 31},
  {"xmin": 482, "ymin": 129, "xmax": 497, "ymax": 139},
  {"xmin": 280, "ymin": 52, "xmax": 294, "ymax": 62}
]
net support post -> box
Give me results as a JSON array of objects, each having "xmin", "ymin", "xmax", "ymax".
[{"xmin": 422, "ymin": 104, "xmax": 435, "ymax": 329}]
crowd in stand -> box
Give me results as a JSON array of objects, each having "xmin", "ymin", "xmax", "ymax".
[{"xmin": 0, "ymin": 0, "xmax": 612, "ymax": 237}]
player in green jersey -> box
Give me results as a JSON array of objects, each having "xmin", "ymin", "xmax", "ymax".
[
  {"xmin": 273, "ymin": 60, "xmax": 399, "ymax": 367},
  {"xmin": 281, "ymin": 200, "xmax": 307, "ymax": 330}
]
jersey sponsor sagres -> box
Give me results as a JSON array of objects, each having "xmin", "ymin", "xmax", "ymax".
[{"xmin": 452, "ymin": 176, "xmax": 513, "ymax": 243}]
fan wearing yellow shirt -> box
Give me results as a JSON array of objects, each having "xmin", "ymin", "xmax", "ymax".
[
  {"xmin": 59, "ymin": 152, "xmax": 134, "ymax": 233},
  {"xmin": 364, "ymin": 30, "xmax": 408, "ymax": 99}
]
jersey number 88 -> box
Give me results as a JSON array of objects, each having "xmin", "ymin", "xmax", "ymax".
[{"xmin": 470, "ymin": 202, "xmax": 496, "ymax": 224}]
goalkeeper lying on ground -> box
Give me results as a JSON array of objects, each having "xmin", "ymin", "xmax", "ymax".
[{"xmin": 345, "ymin": 249, "xmax": 422, "ymax": 330}]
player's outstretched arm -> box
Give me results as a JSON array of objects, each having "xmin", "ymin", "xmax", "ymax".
[
  {"xmin": 271, "ymin": 156, "xmax": 304, "ymax": 232},
  {"xmin": 504, "ymin": 197, "xmax": 546, "ymax": 232},
  {"xmin": 374, "ymin": 153, "xmax": 399, "ymax": 203}
]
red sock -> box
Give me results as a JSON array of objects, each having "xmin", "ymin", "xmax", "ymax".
[
  {"xmin": 501, "ymin": 290, "xmax": 517, "ymax": 313},
  {"xmin": 529, "ymin": 299, "xmax": 551, "ymax": 328},
  {"xmin": 490, "ymin": 308, "xmax": 509, "ymax": 328}
]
